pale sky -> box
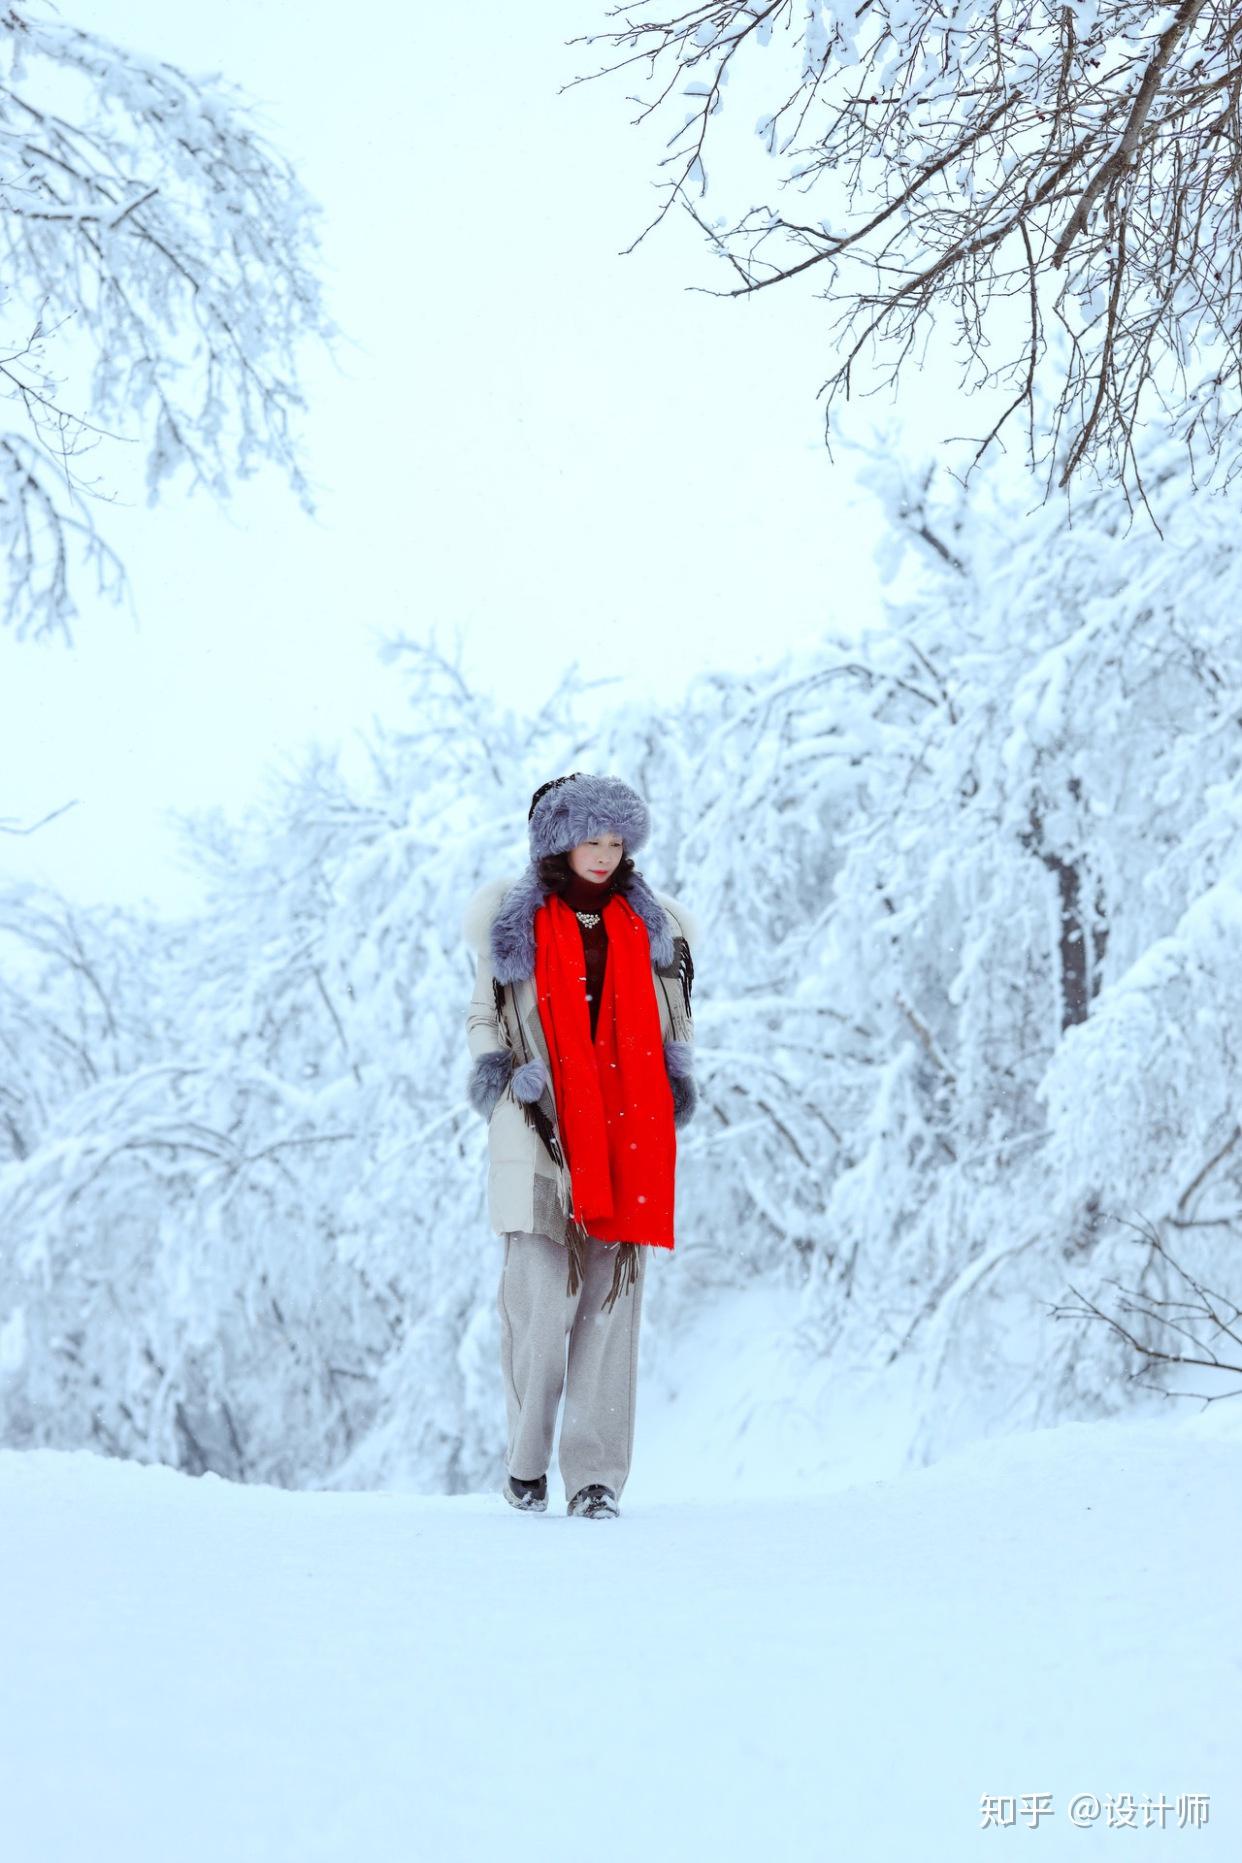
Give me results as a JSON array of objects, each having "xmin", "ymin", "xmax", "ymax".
[{"xmin": 0, "ymin": 0, "xmax": 902, "ymax": 918}]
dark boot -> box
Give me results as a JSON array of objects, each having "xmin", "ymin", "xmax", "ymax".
[
  {"xmin": 567, "ymin": 1483, "xmax": 619, "ymax": 1519},
  {"xmin": 503, "ymin": 1471, "xmax": 548, "ymax": 1512}
]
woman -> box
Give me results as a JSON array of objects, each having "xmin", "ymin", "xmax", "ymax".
[{"xmin": 461, "ymin": 772, "xmax": 699, "ymax": 1520}]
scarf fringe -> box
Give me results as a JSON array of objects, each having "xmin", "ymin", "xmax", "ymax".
[
  {"xmin": 518, "ymin": 1091, "xmax": 566, "ymax": 1173},
  {"xmin": 601, "ymin": 1241, "xmax": 639, "ymax": 1312},
  {"xmin": 564, "ymin": 1220, "xmax": 587, "ymax": 1297},
  {"xmin": 561, "ymin": 1216, "xmax": 638, "ymax": 1313}
]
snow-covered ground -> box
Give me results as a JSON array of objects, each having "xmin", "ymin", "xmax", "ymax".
[{"xmin": 3, "ymin": 1396, "xmax": 1238, "ymax": 1863}]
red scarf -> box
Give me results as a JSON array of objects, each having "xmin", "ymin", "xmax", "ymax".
[{"xmin": 533, "ymin": 891, "xmax": 676, "ymax": 1249}]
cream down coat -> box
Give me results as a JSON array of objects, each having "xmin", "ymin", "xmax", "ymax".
[{"xmin": 462, "ymin": 872, "xmax": 700, "ymax": 1247}]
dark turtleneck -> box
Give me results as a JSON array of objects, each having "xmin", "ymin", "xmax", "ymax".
[{"xmin": 560, "ymin": 867, "xmax": 620, "ymax": 1040}]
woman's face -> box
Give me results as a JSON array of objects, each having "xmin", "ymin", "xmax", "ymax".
[{"xmin": 567, "ymin": 835, "xmax": 624, "ymax": 883}]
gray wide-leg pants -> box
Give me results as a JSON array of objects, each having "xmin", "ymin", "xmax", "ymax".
[{"xmin": 498, "ymin": 1228, "xmax": 648, "ymax": 1503}]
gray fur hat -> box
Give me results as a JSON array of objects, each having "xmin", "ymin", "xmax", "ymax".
[{"xmin": 527, "ymin": 772, "xmax": 651, "ymax": 862}]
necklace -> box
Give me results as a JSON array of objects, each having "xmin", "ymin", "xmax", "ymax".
[{"xmin": 574, "ymin": 909, "xmax": 602, "ymax": 928}]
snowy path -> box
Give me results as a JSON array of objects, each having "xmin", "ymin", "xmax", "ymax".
[{"xmin": 2, "ymin": 1414, "xmax": 1238, "ymax": 1862}]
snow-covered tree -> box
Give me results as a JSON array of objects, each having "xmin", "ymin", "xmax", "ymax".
[
  {"xmin": 1, "ymin": 4, "xmax": 337, "ymax": 643},
  {"xmin": 0, "ymin": 639, "xmax": 842, "ymax": 1487},
  {"xmin": 568, "ymin": 1, "xmax": 1242, "ymax": 502},
  {"xmin": 4, "ymin": 442, "xmax": 1242, "ymax": 1487},
  {"xmin": 811, "ymin": 428, "xmax": 1242, "ymax": 1456}
]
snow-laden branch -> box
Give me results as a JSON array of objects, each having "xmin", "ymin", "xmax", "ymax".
[{"xmin": 0, "ymin": 6, "xmax": 337, "ymax": 643}]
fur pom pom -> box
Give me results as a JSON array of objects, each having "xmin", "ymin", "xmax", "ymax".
[
  {"xmin": 511, "ymin": 1057, "xmax": 548, "ymax": 1103},
  {"xmin": 669, "ymin": 1070, "xmax": 698, "ymax": 1128},
  {"xmin": 664, "ymin": 1040, "xmax": 697, "ymax": 1127},
  {"xmin": 664, "ymin": 1039, "xmax": 694, "ymax": 1080},
  {"xmin": 468, "ymin": 1048, "xmax": 513, "ymax": 1120}
]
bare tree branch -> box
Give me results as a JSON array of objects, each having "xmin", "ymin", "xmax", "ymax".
[
  {"xmin": 567, "ymin": 0, "xmax": 1242, "ymax": 503},
  {"xmin": 1051, "ymin": 1214, "xmax": 1242, "ymax": 1401}
]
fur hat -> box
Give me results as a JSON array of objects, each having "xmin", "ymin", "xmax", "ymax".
[{"xmin": 528, "ymin": 772, "xmax": 651, "ymax": 863}]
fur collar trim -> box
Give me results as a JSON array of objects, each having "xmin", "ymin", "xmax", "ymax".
[{"xmin": 461, "ymin": 867, "xmax": 700, "ymax": 984}]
